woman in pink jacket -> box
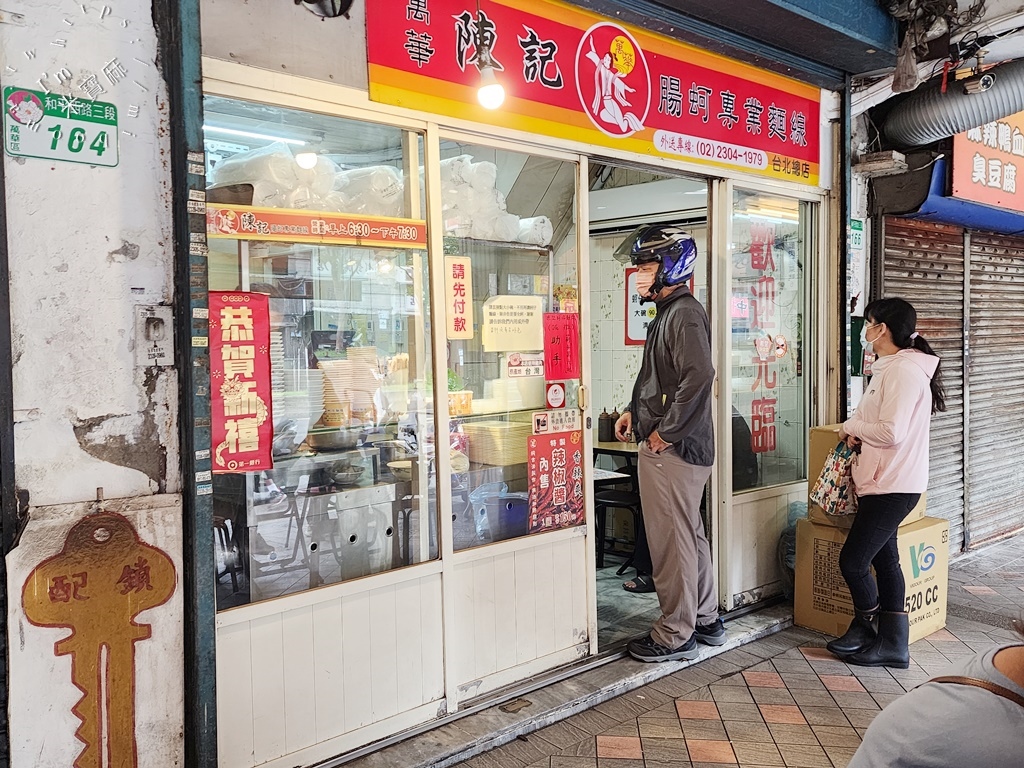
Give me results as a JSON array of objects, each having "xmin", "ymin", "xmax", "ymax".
[{"xmin": 827, "ymin": 298, "xmax": 946, "ymax": 669}]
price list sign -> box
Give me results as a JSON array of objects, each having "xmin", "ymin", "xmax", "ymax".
[{"xmin": 4, "ymin": 86, "xmax": 118, "ymax": 167}]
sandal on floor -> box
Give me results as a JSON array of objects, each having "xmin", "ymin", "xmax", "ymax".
[{"xmin": 623, "ymin": 574, "xmax": 656, "ymax": 593}]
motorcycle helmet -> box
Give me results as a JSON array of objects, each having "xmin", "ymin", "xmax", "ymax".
[{"xmin": 614, "ymin": 224, "xmax": 698, "ymax": 300}]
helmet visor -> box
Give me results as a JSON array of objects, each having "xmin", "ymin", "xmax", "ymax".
[{"xmin": 613, "ymin": 225, "xmax": 658, "ymax": 265}]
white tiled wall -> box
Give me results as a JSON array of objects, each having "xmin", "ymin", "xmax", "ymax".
[{"xmin": 588, "ymin": 230, "xmax": 708, "ymax": 416}]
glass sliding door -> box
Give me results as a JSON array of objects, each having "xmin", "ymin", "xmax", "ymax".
[{"xmin": 729, "ymin": 190, "xmax": 811, "ymax": 491}]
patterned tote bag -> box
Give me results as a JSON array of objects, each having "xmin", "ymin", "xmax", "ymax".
[{"xmin": 809, "ymin": 441, "xmax": 858, "ymax": 516}]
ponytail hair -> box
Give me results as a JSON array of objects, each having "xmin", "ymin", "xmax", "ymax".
[{"xmin": 863, "ymin": 297, "xmax": 947, "ymax": 414}]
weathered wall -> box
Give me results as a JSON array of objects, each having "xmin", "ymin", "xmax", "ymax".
[
  {"xmin": 201, "ymin": 0, "xmax": 368, "ymax": 90},
  {"xmin": 2, "ymin": 1, "xmax": 183, "ymax": 765},
  {"xmin": 3, "ymin": 1, "xmax": 179, "ymax": 507},
  {"xmin": 7, "ymin": 496, "xmax": 184, "ymax": 767}
]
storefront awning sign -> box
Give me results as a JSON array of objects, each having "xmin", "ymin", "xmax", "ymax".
[
  {"xmin": 952, "ymin": 110, "xmax": 1024, "ymax": 214},
  {"xmin": 368, "ymin": 0, "xmax": 821, "ymax": 185}
]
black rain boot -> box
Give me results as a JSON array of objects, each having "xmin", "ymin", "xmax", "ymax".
[
  {"xmin": 826, "ymin": 605, "xmax": 879, "ymax": 656},
  {"xmin": 845, "ymin": 611, "xmax": 910, "ymax": 669}
]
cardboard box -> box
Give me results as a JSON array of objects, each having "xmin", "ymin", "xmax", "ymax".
[
  {"xmin": 794, "ymin": 516, "xmax": 949, "ymax": 644},
  {"xmin": 807, "ymin": 424, "xmax": 925, "ymax": 529},
  {"xmin": 609, "ymin": 508, "xmax": 637, "ymax": 544}
]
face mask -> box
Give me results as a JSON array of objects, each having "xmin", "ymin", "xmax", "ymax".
[
  {"xmin": 635, "ymin": 269, "xmax": 657, "ymax": 298},
  {"xmin": 860, "ymin": 323, "xmax": 879, "ymax": 354}
]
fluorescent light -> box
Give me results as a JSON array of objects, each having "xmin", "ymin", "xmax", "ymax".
[
  {"xmin": 202, "ymin": 125, "xmax": 306, "ymax": 146},
  {"xmin": 684, "ymin": 189, "xmax": 707, "ymax": 195}
]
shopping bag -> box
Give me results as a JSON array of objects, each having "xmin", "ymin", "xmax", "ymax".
[{"xmin": 809, "ymin": 441, "xmax": 858, "ymax": 516}]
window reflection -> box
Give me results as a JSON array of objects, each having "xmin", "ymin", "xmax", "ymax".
[
  {"xmin": 730, "ymin": 191, "xmax": 809, "ymax": 490},
  {"xmin": 204, "ymin": 98, "xmax": 435, "ymax": 611}
]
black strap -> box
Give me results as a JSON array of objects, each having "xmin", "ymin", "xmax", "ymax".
[{"xmin": 930, "ymin": 675, "xmax": 1024, "ymax": 708}]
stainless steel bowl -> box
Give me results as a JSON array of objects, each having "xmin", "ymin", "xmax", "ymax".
[{"xmin": 306, "ymin": 428, "xmax": 360, "ymax": 451}]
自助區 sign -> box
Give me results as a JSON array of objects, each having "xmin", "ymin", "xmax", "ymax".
[
  {"xmin": 368, "ymin": 0, "xmax": 821, "ymax": 184},
  {"xmin": 4, "ymin": 86, "xmax": 118, "ymax": 167},
  {"xmin": 209, "ymin": 292, "xmax": 274, "ymax": 474},
  {"xmin": 952, "ymin": 110, "xmax": 1024, "ymax": 213},
  {"xmin": 207, "ymin": 203, "xmax": 427, "ymax": 249}
]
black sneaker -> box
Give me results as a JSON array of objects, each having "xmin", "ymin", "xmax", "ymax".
[
  {"xmin": 628, "ymin": 633, "xmax": 700, "ymax": 662},
  {"xmin": 695, "ymin": 618, "xmax": 727, "ymax": 646}
]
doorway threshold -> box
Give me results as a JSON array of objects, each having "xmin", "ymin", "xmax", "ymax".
[{"xmin": 328, "ymin": 603, "xmax": 793, "ymax": 768}]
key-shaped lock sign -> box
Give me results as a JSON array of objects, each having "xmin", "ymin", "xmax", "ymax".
[{"xmin": 23, "ymin": 512, "xmax": 176, "ymax": 768}]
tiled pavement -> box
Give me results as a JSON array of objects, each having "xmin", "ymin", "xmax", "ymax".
[
  {"xmin": 453, "ymin": 614, "xmax": 1020, "ymax": 768},
  {"xmin": 436, "ymin": 530, "xmax": 1024, "ymax": 768},
  {"xmin": 947, "ymin": 533, "xmax": 1024, "ymax": 627}
]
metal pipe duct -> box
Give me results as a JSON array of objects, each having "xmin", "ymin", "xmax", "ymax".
[{"xmin": 884, "ymin": 58, "xmax": 1024, "ymax": 146}]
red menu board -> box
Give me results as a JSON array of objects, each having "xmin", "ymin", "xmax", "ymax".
[
  {"xmin": 544, "ymin": 312, "xmax": 581, "ymax": 380},
  {"xmin": 209, "ymin": 292, "xmax": 274, "ymax": 473},
  {"xmin": 528, "ymin": 430, "xmax": 585, "ymax": 532},
  {"xmin": 367, "ymin": 0, "xmax": 822, "ymax": 184}
]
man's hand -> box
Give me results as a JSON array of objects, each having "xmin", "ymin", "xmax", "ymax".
[
  {"xmin": 614, "ymin": 411, "xmax": 632, "ymax": 443},
  {"xmin": 647, "ymin": 430, "xmax": 671, "ymax": 454}
]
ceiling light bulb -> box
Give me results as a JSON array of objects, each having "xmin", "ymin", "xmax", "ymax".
[
  {"xmin": 295, "ymin": 152, "xmax": 318, "ymax": 170},
  {"xmin": 478, "ymin": 66, "xmax": 505, "ymax": 110}
]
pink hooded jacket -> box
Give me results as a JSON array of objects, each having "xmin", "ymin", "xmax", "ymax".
[{"xmin": 844, "ymin": 348, "xmax": 939, "ymax": 496}]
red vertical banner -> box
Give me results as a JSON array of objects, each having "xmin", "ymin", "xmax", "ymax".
[
  {"xmin": 209, "ymin": 292, "xmax": 274, "ymax": 473},
  {"xmin": 528, "ymin": 430, "xmax": 585, "ymax": 533},
  {"xmin": 543, "ymin": 312, "xmax": 581, "ymax": 380}
]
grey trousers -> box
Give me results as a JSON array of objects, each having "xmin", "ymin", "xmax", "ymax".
[{"xmin": 638, "ymin": 442, "xmax": 717, "ymax": 648}]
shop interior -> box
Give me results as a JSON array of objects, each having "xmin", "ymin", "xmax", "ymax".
[
  {"xmin": 587, "ymin": 164, "xmax": 711, "ymax": 648},
  {"xmin": 202, "ymin": 95, "xmax": 809, "ymax": 654}
]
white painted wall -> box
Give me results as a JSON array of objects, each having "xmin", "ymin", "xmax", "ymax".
[
  {"xmin": 201, "ymin": 0, "xmax": 368, "ymax": 91},
  {"xmin": 6, "ymin": 496, "xmax": 185, "ymax": 767},
  {"xmin": 3, "ymin": 1, "xmax": 179, "ymax": 505},
  {"xmin": 2, "ymin": 2, "xmax": 183, "ymax": 765}
]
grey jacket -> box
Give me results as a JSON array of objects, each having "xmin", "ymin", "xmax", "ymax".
[{"xmin": 627, "ymin": 286, "xmax": 715, "ymax": 467}]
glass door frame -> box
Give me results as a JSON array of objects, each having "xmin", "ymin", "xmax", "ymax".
[
  {"xmin": 432, "ymin": 127, "xmax": 597, "ymax": 701},
  {"xmin": 713, "ymin": 177, "xmax": 828, "ymax": 613}
]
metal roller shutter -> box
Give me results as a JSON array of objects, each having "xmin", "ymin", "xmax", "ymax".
[
  {"xmin": 967, "ymin": 232, "xmax": 1024, "ymax": 545},
  {"xmin": 883, "ymin": 218, "xmax": 966, "ymax": 553}
]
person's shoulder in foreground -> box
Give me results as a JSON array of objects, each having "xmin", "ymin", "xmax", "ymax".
[{"xmin": 848, "ymin": 636, "xmax": 1024, "ymax": 768}]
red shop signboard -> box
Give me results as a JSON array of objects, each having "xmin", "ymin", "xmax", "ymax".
[
  {"xmin": 528, "ymin": 430, "xmax": 585, "ymax": 533},
  {"xmin": 209, "ymin": 292, "xmax": 274, "ymax": 473},
  {"xmin": 368, "ymin": 0, "xmax": 822, "ymax": 184}
]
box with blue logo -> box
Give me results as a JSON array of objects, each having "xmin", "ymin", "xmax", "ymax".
[{"xmin": 794, "ymin": 516, "xmax": 949, "ymax": 644}]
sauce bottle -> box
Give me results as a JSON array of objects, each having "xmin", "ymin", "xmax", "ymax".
[{"xmin": 598, "ymin": 408, "xmax": 613, "ymax": 442}]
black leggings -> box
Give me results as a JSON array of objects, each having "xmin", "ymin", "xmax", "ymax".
[{"xmin": 838, "ymin": 493, "xmax": 921, "ymax": 612}]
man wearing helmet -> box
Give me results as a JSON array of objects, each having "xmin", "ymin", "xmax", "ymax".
[{"xmin": 613, "ymin": 224, "xmax": 724, "ymax": 661}]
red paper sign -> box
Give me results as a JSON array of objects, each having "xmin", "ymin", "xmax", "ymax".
[
  {"xmin": 528, "ymin": 430, "xmax": 585, "ymax": 533},
  {"xmin": 209, "ymin": 292, "xmax": 274, "ymax": 473},
  {"xmin": 952, "ymin": 109, "xmax": 1024, "ymax": 213},
  {"xmin": 367, "ymin": 0, "xmax": 821, "ymax": 184},
  {"xmin": 543, "ymin": 312, "xmax": 580, "ymax": 380},
  {"xmin": 206, "ymin": 204, "xmax": 427, "ymax": 249}
]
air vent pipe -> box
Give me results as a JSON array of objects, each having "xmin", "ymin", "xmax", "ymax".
[{"xmin": 883, "ymin": 58, "xmax": 1024, "ymax": 146}]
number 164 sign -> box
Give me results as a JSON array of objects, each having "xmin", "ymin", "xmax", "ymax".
[{"xmin": 4, "ymin": 86, "xmax": 119, "ymax": 168}]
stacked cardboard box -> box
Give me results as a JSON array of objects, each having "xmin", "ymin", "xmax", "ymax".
[
  {"xmin": 807, "ymin": 424, "xmax": 925, "ymax": 529},
  {"xmin": 794, "ymin": 516, "xmax": 949, "ymax": 643},
  {"xmin": 794, "ymin": 424, "xmax": 947, "ymax": 642}
]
